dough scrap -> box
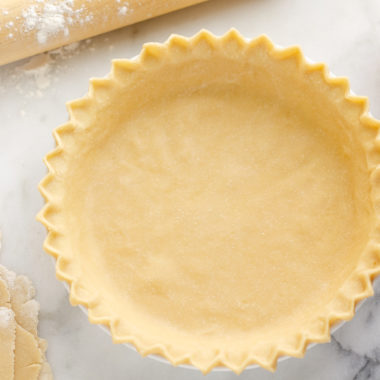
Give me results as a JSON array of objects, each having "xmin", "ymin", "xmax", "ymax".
[
  {"xmin": 38, "ymin": 361, "xmax": 54, "ymax": 380},
  {"xmin": 0, "ymin": 278, "xmax": 16, "ymax": 380},
  {"xmin": 0, "ymin": 275, "xmax": 11, "ymax": 308},
  {"xmin": 0, "ymin": 265, "xmax": 53, "ymax": 380},
  {"xmin": 14, "ymin": 324, "xmax": 42, "ymax": 380},
  {"xmin": 0, "ymin": 307, "xmax": 16, "ymax": 380},
  {"xmin": 0, "ymin": 267, "xmax": 39, "ymax": 335},
  {"xmin": 37, "ymin": 339, "xmax": 53, "ymax": 380}
]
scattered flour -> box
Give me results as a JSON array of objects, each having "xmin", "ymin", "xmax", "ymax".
[
  {"xmin": 118, "ymin": 5, "xmax": 128, "ymax": 16},
  {"xmin": 2, "ymin": 0, "xmax": 132, "ymax": 45},
  {"xmin": 22, "ymin": 0, "xmax": 88, "ymax": 44},
  {"xmin": 117, "ymin": 1, "xmax": 131, "ymax": 16},
  {"xmin": 21, "ymin": 42, "xmax": 83, "ymax": 94},
  {"xmin": 0, "ymin": 0, "xmax": 133, "ymax": 97},
  {"xmin": 0, "ymin": 40, "xmax": 88, "ymax": 99},
  {"xmin": 22, "ymin": 55, "xmax": 53, "ymax": 90},
  {"xmin": 0, "ymin": 307, "xmax": 13, "ymax": 329}
]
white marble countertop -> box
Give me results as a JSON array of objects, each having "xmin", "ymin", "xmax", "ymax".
[{"xmin": 1, "ymin": 0, "xmax": 380, "ymax": 379}]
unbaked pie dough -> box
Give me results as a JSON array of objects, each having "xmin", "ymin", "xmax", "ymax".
[
  {"xmin": 0, "ymin": 295, "xmax": 15, "ymax": 380},
  {"xmin": 38, "ymin": 30, "xmax": 380, "ymax": 373},
  {"xmin": 0, "ymin": 265, "xmax": 53, "ymax": 380}
]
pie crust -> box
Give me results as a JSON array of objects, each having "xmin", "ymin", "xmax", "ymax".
[{"xmin": 38, "ymin": 30, "xmax": 380, "ymax": 373}]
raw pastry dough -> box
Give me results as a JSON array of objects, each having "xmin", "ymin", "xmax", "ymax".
[
  {"xmin": 1, "ymin": 271, "xmax": 52, "ymax": 380},
  {"xmin": 39, "ymin": 30, "xmax": 380, "ymax": 373},
  {"xmin": 9, "ymin": 275, "xmax": 39, "ymax": 337},
  {"xmin": 0, "ymin": 277, "xmax": 15, "ymax": 380},
  {"xmin": 0, "ymin": 266, "xmax": 52, "ymax": 380},
  {"xmin": 11, "ymin": 276, "xmax": 52, "ymax": 380},
  {"xmin": 0, "ymin": 275, "xmax": 11, "ymax": 307},
  {"xmin": 38, "ymin": 360, "xmax": 54, "ymax": 380},
  {"xmin": 0, "ymin": 307, "xmax": 16, "ymax": 380},
  {"xmin": 14, "ymin": 324, "xmax": 42, "ymax": 380}
]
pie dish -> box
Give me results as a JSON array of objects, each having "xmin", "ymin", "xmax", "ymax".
[{"xmin": 38, "ymin": 30, "xmax": 380, "ymax": 373}]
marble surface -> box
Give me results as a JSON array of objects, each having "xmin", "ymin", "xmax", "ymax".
[{"xmin": 1, "ymin": 0, "xmax": 380, "ymax": 379}]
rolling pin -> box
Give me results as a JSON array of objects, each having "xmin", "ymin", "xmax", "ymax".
[{"xmin": 0, "ymin": 0, "xmax": 208, "ymax": 66}]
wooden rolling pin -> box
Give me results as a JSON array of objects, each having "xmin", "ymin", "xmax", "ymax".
[{"xmin": 0, "ymin": 0, "xmax": 208, "ymax": 66}]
